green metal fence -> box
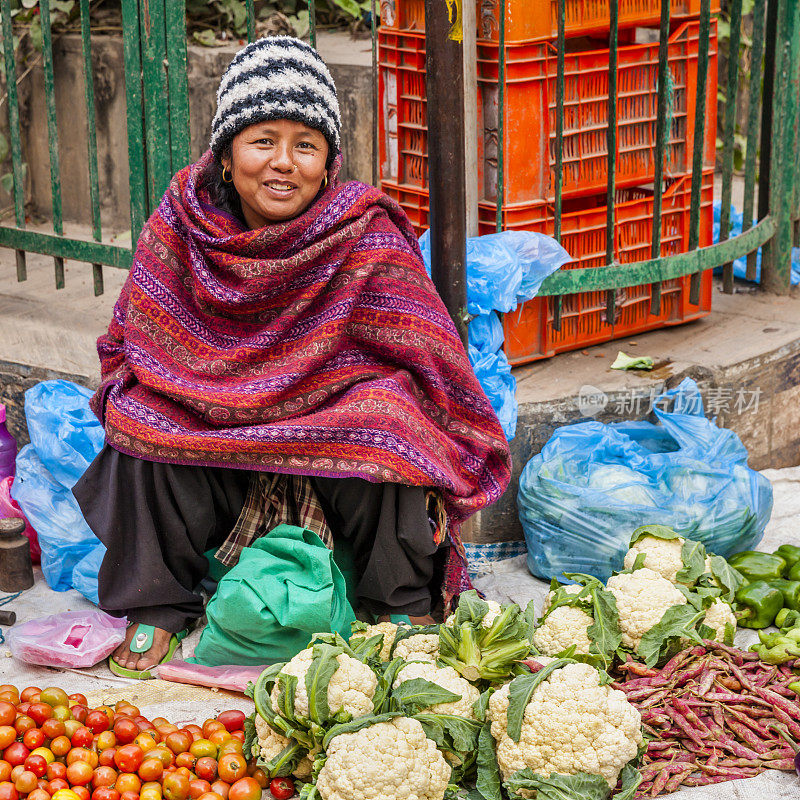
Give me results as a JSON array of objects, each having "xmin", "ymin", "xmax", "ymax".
[{"xmin": 0, "ymin": 0, "xmax": 797, "ymax": 311}]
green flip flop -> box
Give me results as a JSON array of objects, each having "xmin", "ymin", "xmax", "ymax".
[{"xmin": 109, "ymin": 623, "xmax": 187, "ymax": 680}]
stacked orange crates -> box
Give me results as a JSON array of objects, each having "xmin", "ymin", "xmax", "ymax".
[{"xmin": 378, "ymin": 0, "xmax": 719, "ymax": 364}]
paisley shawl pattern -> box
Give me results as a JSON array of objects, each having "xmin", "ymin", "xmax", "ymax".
[{"xmin": 91, "ymin": 151, "xmax": 512, "ymax": 603}]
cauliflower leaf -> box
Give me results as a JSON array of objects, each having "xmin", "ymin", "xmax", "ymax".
[{"xmin": 635, "ymin": 604, "xmax": 707, "ymax": 667}]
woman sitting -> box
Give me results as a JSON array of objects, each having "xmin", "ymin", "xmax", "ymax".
[{"xmin": 73, "ymin": 35, "xmax": 511, "ymax": 678}]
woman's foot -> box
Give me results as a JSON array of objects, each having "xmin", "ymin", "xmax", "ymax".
[{"xmin": 111, "ymin": 625, "xmax": 174, "ymax": 673}]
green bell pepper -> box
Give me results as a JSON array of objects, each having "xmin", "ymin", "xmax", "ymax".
[
  {"xmin": 774, "ymin": 544, "xmax": 800, "ymax": 573},
  {"xmin": 751, "ymin": 628, "xmax": 800, "ymax": 663},
  {"xmin": 768, "ymin": 578, "xmax": 800, "ymax": 611},
  {"xmin": 775, "ymin": 607, "xmax": 800, "ymax": 630},
  {"xmin": 735, "ymin": 580, "xmax": 784, "ymax": 629},
  {"xmin": 728, "ymin": 551, "xmax": 787, "ymax": 583},
  {"xmin": 788, "ymin": 560, "xmax": 800, "ymax": 582}
]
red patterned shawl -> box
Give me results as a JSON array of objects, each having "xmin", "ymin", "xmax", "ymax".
[{"xmin": 92, "ymin": 152, "xmax": 511, "ymax": 598}]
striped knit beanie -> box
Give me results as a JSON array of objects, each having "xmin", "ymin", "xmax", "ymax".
[{"xmin": 210, "ymin": 36, "xmax": 341, "ymax": 159}]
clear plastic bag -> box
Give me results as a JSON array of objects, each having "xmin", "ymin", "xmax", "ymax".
[
  {"xmin": 153, "ymin": 660, "xmax": 266, "ymax": 693},
  {"xmin": 0, "ymin": 476, "xmax": 40, "ymax": 563},
  {"xmin": 7, "ymin": 609, "xmax": 126, "ymax": 668},
  {"xmin": 11, "ymin": 445, "xmax": 99, "ymax": 591},
  {"xmin": 518, "ymin": 378, "xmax": 774, "ymax": 582},
  {"xmin": 24, "ymin": 380, "xmax": 105, "ymax": 490}
]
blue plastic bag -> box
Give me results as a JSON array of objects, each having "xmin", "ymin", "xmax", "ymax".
[
  {"xmin": 72, "ymin": 544, "xmax": 106, "ymax": 604},
  {"xmin": 418, "ymin": 230, "xmax": 571, "ymax": 314},
  {"xmin": 24, "ymin": 381, "xmax": 105, "ymax": 489},
  {"xmin": 518, "ymin": 378, "xmax": 774, "ymax": 582},
  {"xmin": 712, "ymin": 201, "xmax": 800, "ymax": 285},
  {"xmin": 469, "ymin": 345, "xmax": 516, "ymax": 441},
  {"xmin": 468, "ymin": 312, "xmax": 504, "ymax": 354},
  {"xmin": 12, "ymin": 445, "xmax": 100, "ymax": 591}
]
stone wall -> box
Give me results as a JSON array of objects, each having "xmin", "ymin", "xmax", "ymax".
[{"xmin": 15, "ymin": 32, "xmax": 374, "ymax": 231}]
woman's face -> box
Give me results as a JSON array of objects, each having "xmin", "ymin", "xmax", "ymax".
[{"xmin": 222, "ymin": 119, "xmax": 330, "ymax": 228}]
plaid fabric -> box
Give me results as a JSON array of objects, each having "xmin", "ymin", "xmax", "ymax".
[{"xmin": 215, "ymin": 472, "xmax": 332, "ymax": 566}]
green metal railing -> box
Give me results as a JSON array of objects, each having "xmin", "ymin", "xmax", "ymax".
[{"xmin": 0, "ymin": 0, "xmax": 797, "ymax": 309}]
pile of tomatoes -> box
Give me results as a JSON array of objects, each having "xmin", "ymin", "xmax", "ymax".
[{"xmin": 0, "ymin": 685, "xmax": 293, "ymax": 800}]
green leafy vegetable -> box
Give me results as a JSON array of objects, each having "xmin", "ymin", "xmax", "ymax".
[
  {"xmin": 636, "ymin": 605, "xmax": 707, "ymax": 667},
  {"xmin": 676, "ymin": 539, "xmax": 708, "ymax": 585},
  {"xmin": 628, "ymin": 524, "xmax": 683, "ymax": 547},
  {"xmin": 390, "ymin": 677, "xmax": 462, "ymax": 715},
  {"xmin": 321, "ymin": 712, "xmax": 403, "ymax": 748},
  {"xmin": 610, "ymin": 351, "xmax": 654, "ymax": 371},
  {"xmin": 707, "ymin": 555, "xmax": 745, "ymax": 602},
  {"xmin": 504, "ymin": 768, "xmax": 611, "ymax": 800},
  {"xmin": 506, "ymin": 660, "xmax": 573, "ymax": 742},
  {"xmin": 475, "ymin": 722, "xmax": 503, "ymax": 800}
]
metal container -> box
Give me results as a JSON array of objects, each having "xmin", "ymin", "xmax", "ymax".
[{"xmin": 0, "ymin": 517, "xmax": 34, "ymax": 592}]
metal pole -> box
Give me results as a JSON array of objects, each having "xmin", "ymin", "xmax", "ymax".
[{"xmin": 425, "ymin": 0, "xmax": 468, "ymax": 346}]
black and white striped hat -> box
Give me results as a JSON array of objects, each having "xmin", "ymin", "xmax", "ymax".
[{"xmin": 210, "ymin": 36, "xmax": 341, "ymax": 159}]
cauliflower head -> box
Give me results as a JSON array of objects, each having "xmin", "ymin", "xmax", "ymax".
[
  {"xmin": 350, "ymin": 622, "xmax": 399, "ymax": 662},
  {"xmin": 316, "ymin": 717, "xmax": 451, "ymax": 800},
  {"xmin": 702, "ymin": 599, "xmax": 737, "ymax": 642},
  {"xmin": 254, "ymin": 716, "xmax": 313, "ymax": 779},
  {"xmin": 623, "ymin": 535, "xmax": 685, "ymax": 583},
  {"xmin": 532, "ymin": 606, "xmax": 594, "ymax": 656},
  {"xmin": 606, "ymin": 568, "xmax": 687, "ymax": 651},
  {"xmin": 488, "ymin": 663, "xmax": 642, "ymax": 789},
  {"xmin": 270, "ymin": 648, "xmax": 377, "ymax": 720},
  {"xmin": 392, "ymin": 662, "xmax": 480, "ymax": 718},
  {"xmin": 444, "ymin": 599, "xmax": 503, "ymax": 628},
  {"xmin": 394, "ymin": 633, "xmax": 440, "ymax": 663}
]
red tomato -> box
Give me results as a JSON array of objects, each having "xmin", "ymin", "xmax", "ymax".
[
  {"xmin": 97, "ymin": 749, "xmax": 117, "ymax": 768},
  {"xmin": 19, "ymin": 689, "xmax": 41, "ymax": 704},
  {"xmin": 47, "ymin": 762, "xmax": 67, "ymax": 781},
  {"xmin": 216, "ymin": 756, "xmax": 245, "ymax": 785},
  {"xmin": 112, "ymin": 720, "xmax": 138, "ymax": 746},
  {"xmin": 200, "ymin": 722, "xmax": 223, "ymax": 740},
  {"xmin": 209, "ymin": 782, "xmax": 229, "ymax": 800},
  {"xmin": 68, "ymin": 694, "xmax": 88, "ymax": 707},
  {"xmin": 3, "ymin": 744, "xmax": 29, "ymax": 768},
  {"xmin": 66, "ymin": 760, "xmax": 94, "ymax": 786},
  {"xmin": 50, "ymin": 735, "xmax": 72, "ymax": 758},
  {"xmin": 229, "ymin": 732, "xmax": 244, "ymax": 744},
  {"xmin": 0, "ymin": 727, "xmax": 15, "ymax": 749},
  {"xmin": 188, "ymin": 780, "xmax": 211, "ymax": 800},
  {"xmin": 119, "ymin": 792, "xmax": 139, "ymax": 800},
  {"xmin": 0, "ymin": 704, "xmax": 14, "ymax": 727},
  {"xmin": 197, "ymin": 793, "xmax": 225, "ymax": 800},
  {"xmin": 0, "ymin": 767, "xmax": 8, "ymax": 785},
  {"xmin": 28, "ymin": 790, "xmax": 50, "ymax": 800},
  {"xmin": 71, "ymin": 706, "xmax": 88, "ymax": 725},
  {"xmin": 175, "ymin": 753, "xmax": 195, "ymax": 771},
  {"xmin": 228, "ymin": 778, "xmax": 260, "ymax": 800},
  {"xmin": 84, "ymin": 713, "xmax": 110, "ymax": 736},
  {"xmin": 13, "ymin": 717, "xmax": 34, "ymax": 736},
  {"xmin": 71, "ymin": 728, "xmax": 94, "ymax": 749},
  {"xmin": 14, "ymin": 769, "xmax": 38, "ymax": 795},
  {"xmin": 73, "ymin": 786, "xmax": 91, "ymax": 800},
  {"xmin": 26, "ymin": 705, "xmax": 53, "ymax": 727},
  {"xmin": 113, "ymin": 746, "xmax": 143, "ymax": 774},
  {"xmin": 114, "ymin": 773, "xmax": 141, "ymax": 795},
  {"xmin": 95, "ymin": 732, "xmax": 116, "ymax": 752},
  {"xmin": 41, "ymin": 718, "xmax": 66, "ymax": 740},
  {"xmin": 48, "ymin": 778, "xmax": 69, "ymax": 793},
  {"xmin": 137, "ymin": 758, "xmax": 164, "ymax": 783},
  {"xmin": 193, "ymin": 759, "xmax": 217, "ymax": 784},
  {"xmin": 67, "ymin": 748, "xmax": 99, "ymax": 769},
  {"xmin": 0, "ymin": 781, "xmax": 19, "ymax": 800},
  {"xmin": 268, "ymin": 778, "xmax": 294, "ymax": 800},
  {"xmin": 23, "ymin": 755, "xmax": 47, "ymax": 778},
  {"xmin": 22, "ymin": 729, "xmax": 46, "ymax": 750},
  {"xmin": 214, "ymin": 713, "xmax": 244, "ymax": 735},
  {"xmin": 93, "ymin": 788, "xmax": 121, "ymax": 800},
  {"xmin": 165, "ymin": 733, "xmax": 191, "ymax": 756},
  {"xmin": 248, "ymin": 768, "xmax": 267, "ymax": 790}
]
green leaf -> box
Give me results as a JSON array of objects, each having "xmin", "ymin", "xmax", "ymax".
[
  {"xmin": 636, "ymin": 605, "xmax": 706, "ymax": 667},
  {"xmin": 613, "ymin": 763, "xmax": 643, "ymax": 800},
  {"xmin": 506, "ymin": 660, "xmax": 572, "ymax": 742},
  {"xmin": 260, "ymin": 741, "xmax": 303, "ymax": 779},
  {"xmin": 473, "ymin": 689, "xmax": 493, "ymax": 723},
  {"xmin": 322, "ymin": 711, "xmax": 403, "ymax": 748},
  {"xmin": 329, "ymin": 0, "xmax": 362, "ymax": 17},
  {"xmin": 676, "ymin": 539, "xmax": 707, "ymax": 585},
  {"xmin": 253, "ymin": 663, "xmax": 284, "ymax": 723},
  {"xmin": 391, "ymin": 677, "xmax": 462, "ymax": 715},
  {"xmin": 192, "ymin": 29, "xmax": 218, "ymax": 46},
  {"xmin": 276, "ymin": 673, "xmax": 299, "ymax": 722},
  {"xmin": 723, "ymin": 621, "xmax": 736, "ymax": 646},
  {"xmin": 475, "ymin": 722, "xmax": 502, "ymax": 800},
  {"xmin": 371, "ymin": 657, "xmax": 406, "ymax": 713},
  {"xmin": 504, "ymin": 768, "xmax": 611, "ymax": 800},
  {"xmin": 305, "ymin": 644, "xmax": 341, "ymax": 725},
  {"xmin": 709, "ymin": 555, "xmax": 745, "ymax": 603},
  {"xmin": 522, "ymin": 599, "xmax": 538, "ymax": 643},
  {"xmin": 610, "ymin": 351, "xmax": 654, "ymax": 371},
  {"xmin": 242, "ymin": 713, "xmax": 257, "ymax": 760},
  {"xmin": 628, "ymin": 525, "xmax": 682, "ymax": 547},
  {"xmin": 454, "ymin": 590, "xmax": 491, "ymax": 626},
  {"xmin": 587, "ymin": 587, "xmax": 623, "ymax": 669},
  {"xmin": 414, "ymin": 713, "xmax": 481, "ymax": 754}
]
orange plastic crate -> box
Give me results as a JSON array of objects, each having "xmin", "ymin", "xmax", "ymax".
[
  {"xmin": 383, "ymin": 170, "xmax": 714, "ymax": 364},
  {"xmin": 379, "ymin": 0, "xmax": 720, "ymax": 41},
  {"xmin": 379, "ymin": 22, "xmax": 717, "ymax": 205}
]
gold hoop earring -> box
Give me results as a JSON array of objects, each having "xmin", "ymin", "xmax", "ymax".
[
  {"xmin": 322, "ymin": 174, "xmax": 328, "ymax": 189},
  {"xmin": 222, "ymin": 165, "xmax": 233, "ymax": 184}
]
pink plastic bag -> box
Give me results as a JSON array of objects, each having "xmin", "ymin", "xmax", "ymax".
[
  {"xmin": 7, "ymin": 610, "xmax": 127, "ymax": 668},
  {"xmin": 153, "ymin": 660, "xmax": 266, "ymax": 693},
  {"xmin": 0, "ymin": 476, "xmax": 40, "ymax": 563}
]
